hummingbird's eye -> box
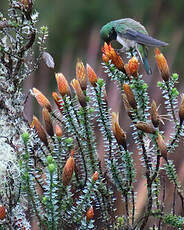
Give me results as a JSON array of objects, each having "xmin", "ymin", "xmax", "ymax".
[{"xmin": 109, "ymin": 27, "xmax": 117, "ymax": 41}]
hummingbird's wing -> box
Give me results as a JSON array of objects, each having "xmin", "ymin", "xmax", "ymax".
[{"xmin": 118, "ymin": 29, "xmax": 168, "ymax": 47}]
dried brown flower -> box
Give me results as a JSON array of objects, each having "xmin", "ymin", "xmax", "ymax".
[
  {"xmin": 112, "ymin": 112, "xmax": 127, "ymax": 149},
  {"xmin": 156, "ymin": 133, "xmax": 167, "ymax": 161},
  {"xmin": 136, "ymin": 121, "xmax": 156, "ymax": 134},
  {"xmin": 122, "ymin": 94, "xmax": 133, "ymax": 119},
  {"xmin": 42, "ymin": 107, "xmax": 54, "ymax": 137},
  {"xmin": 123, "ymin": 84, "xmax": 137, "ymax": 109},
  {"xmin": 150, "ymin": 100, "xmax": 161, "ymax": 128}
]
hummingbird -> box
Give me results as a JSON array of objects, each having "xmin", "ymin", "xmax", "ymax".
[{"xmin": 100, "ymin": 18, "xmax": 168, "ymax": 74}]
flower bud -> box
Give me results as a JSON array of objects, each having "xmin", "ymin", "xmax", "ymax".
[
  {"xmin": 42, "ymin": 107, "xmax": 54, "ymax": 137},
  {"xmin": 21, "ymin": 132, "xmax": 30, "ymax": 145},
  {"xmin": 128, "ymin": 56, "xmax": 139, "ymax": 77},
  {"xmin": 112, "ymin": 112, "xmax": 127, "ymax": 150},
  {"xmin": 0, "ymin": 205, "xmax": 6, "ymax": 220},
  {"xmin": 55, "ymin": 124, "xmax": 63, "ymax": 137},
  {"xmin": 123, "ymin": 84, "xmax": 137, "ymax": 109},
  {"xmin": 86, "ymin": 64, "xmax": 98, "ymax": 87},
  {"xmin": 71, "ymin": 79, "xmax": 86, "ymax": 107},
  {"xmin": 136, "ymin": 121, "xmax": 156, "ymax": 134},
  {"xmin": 65, "ymin": 137, "xmax": 73, "ymax": 144},
  {"xmin": 21, "ymin": 0, "xmax": 31, "ymax": 9},
  {"xmin": 31, "ymin": 116, "xmax": 48, "ymax": 146},
  {"xmin": 179, "ymin": 95, "xmax": 184, "ymax": 125},
  {"xmin": 52, "ymin": 92, "xmax": 64, "ymax": 113},
  {"xmin": 62, "ymin": 150, "xmax": 75, "ymax": 186},
  {"xmin": 155, "ymin": 48, "xmax": 170, "ymax": 82},
  {"xmin": 156, "ymin": 133, "xmax": 167, "ymax": 161},
  {"xmin": 76, "ymin": 59, "xmax": 87, "ymax": 90},
  {"xmin": 47, "ymin": 155, "xmax": 53, "ymax": 164},
  {"xmin": 32, "ymin": 88, "xmax": 52, "ymax": 112},
  {"xmin": 97, "ymin": 78, "xmax": 104, "ymax": 88},
  {"xmin": 92, "ymin": 171, "xmax": 98, "ymax": 181},
  {"xmin": 55, "ymin": 73, "xmax": 71, "ymax": 97},
  {"xmin": 86, "ymin": 206, "xmax": 94, "ymax": 221},
  {"xmin": 124, "ymin": 64, "xmax": 131, "ymax": 77},
  {"xmin": 48, "ymin": 163, "xmax": 56, "ymax": 174}
]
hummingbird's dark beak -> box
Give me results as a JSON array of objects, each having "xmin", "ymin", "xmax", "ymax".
[{"xmin": 106, "ymin": 39, "xmax": 111, "ymax": 45}]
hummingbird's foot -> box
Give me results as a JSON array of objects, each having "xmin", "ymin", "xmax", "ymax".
[
  {"xmin": 115, "ymin": 47, "xmax": 128, "ymax": 55},
  {"xmin": 114, "ymin": 48, "xmax": 121, "ymax": 55}
]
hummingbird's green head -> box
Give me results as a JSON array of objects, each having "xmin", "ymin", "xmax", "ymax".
[{"xmin": 100, "ymin": 23, "xmax": 117, "ymax": 44}]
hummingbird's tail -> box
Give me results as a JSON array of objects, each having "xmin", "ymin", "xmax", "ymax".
[
  {"xmin": 137, "ymin": 44, "xmax": 152, "ymax": 75},
  {"xmin": 142, "ymin": 55, "xmax": 152, "ymax": 75}
]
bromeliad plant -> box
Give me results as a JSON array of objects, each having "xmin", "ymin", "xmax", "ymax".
[{"xmin": 1, "ymin": 1, "xmax": 184, "ymax": 230}]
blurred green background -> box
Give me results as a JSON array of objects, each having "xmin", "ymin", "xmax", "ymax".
[
  {"xmin": 1, "ymin": 0, "xmax": 184, "ymax": 119},
  {"xmin": 1, "ymin": 0, "xmax": 184, "ymax": 71}
]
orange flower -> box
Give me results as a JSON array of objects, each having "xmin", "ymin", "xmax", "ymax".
[
  {"xmin": 124, "ymin": 64, "xmax": 131, "ymax": 77},
  {"xmin": 32, "ymin": 88, "xmax": 52, "ymax": 112},
  {"xmin": 92, "ymin": 171, "xmax": 98, "ymax": 181},
  {"xmin": 102, "ymin": 42, "xmax": 111, "ymax": 56},
  {"xmin": 55, "ymin": 73, "xmax": 71, "ymax": 97},
  {"xmin": 52, "ymin": 92, "xmax": 64, "ymax": 113},
  {"xmin": 128, "ymin": 56, "xmax": 139, "ymax": 76},
  {"xmin": 122, "ymin": 94, "xmax": 133, "ymax": 119},
  {"xmin": 86, "ymin": 206, "xmax": 94, "ymax": 221},
  {"xmin": 31, "ymin": 116, "xmax": 48, "ymax": 146},
  {"xmin": 71, "ymin": 79, "xmax": 86, "ymax": 107},
  {"xmin": 112, "ymin": 112, "xmax": 127, "ymax": 149},
  {"xmin": 62, "ymin": 150, "xmax": 75, "ymax": 186},
  {"xmin": 55, "ymin": 124, "xmax": 63, "ymax": 137},
  {"xmin": 0, "ymin": 205, "xmax": 5, "ymax": 220},
  {"xmin": 102, "ymin": 53, "xmax": 110, "ymax": 63},
  {"xmin": 155, "ymin": 48, "xmax": 170, "ymax": 81},
  {"xmin": 156, "ymin": 133, "xmax": 167, "ymax": 161},
  {"xmin": 179, "ymin": 95, "xmax": 184, "ymax": 125},
  {"xmin": 102, "ymin": 42, "xmax": 124, "ymax": 71},
  {"xmin": 21, "ymin": 0, "xmax": 29, "ymax": 8},
  {"xmin": 76, "ymin": 59, "xmax": 87, "ymax": 90},
  {"xmin": 86, "ymin": 64, "xmax": 98, "ymax": 87},
  {"xmin": 42, "ymin": 107, "xmax": 54, "ymax": 137},
  {"xmin": 123, "ymin": 84, "xmax": 137, "ymax": 109}
]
